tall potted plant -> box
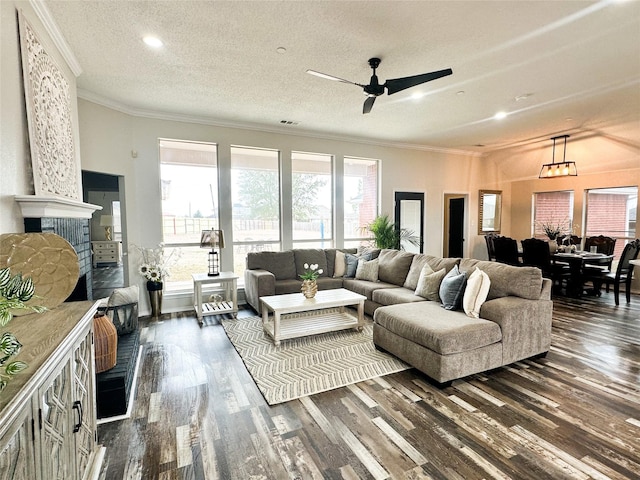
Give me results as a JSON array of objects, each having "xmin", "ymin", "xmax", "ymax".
[{"xmin": 365, "ymin": 214, "xmax": 420, "ymax": 250}]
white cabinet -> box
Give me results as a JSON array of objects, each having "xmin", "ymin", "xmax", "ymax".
[
  {"xmin": 91, "ymin": 241, "xmax": 122, "ymax": 267},
  {"xmin": 0, "ymin": 301, "xmax": 103, "ymax": 480}
]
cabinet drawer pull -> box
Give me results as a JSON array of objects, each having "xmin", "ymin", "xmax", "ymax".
[{"xmin": 72, "ymin": 400, "xmax": 83, "ymax": 433}]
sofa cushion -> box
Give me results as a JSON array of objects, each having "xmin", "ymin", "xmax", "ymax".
[
  {"xmin": 374, "ymin": 302, "xmax": 502, "ymax": 355},
  {"xmin": 459, "ymin": 259, "xmax": 542, "ymax": 301},
  {"xmin": 343, "ymin": 278, "xmax": 397, "ymax": 301},
  {"xmin": 463, "ymin": 267, "xmax": 491, "ymax": 318},
  {"xmin": 377, "ymin": 249, "xmax": 414, "ymax": 286},
  {"xmin": 274, "ymin": 279, "xmax": 304, "ymax": 295},
  {"xmin": 345, "ymin": 252, "xmax": 372, "ymax": 278},
  {"xmin": 372, "ymin": 287, "xmax": 426, "ymax": 305},
  {"xmin": 247, "ymin": 251, "xmax": 296, "ymax": 280},
  {"xmin": 294, "ymin": 249, "xmax": 329, "ymax": 278},
  {"xmin": 404, "ymin": 254, "xmax": 460, "ymax": 290},
  {"xmin": 415, "ymin": 265, "xmax": 446, "ymax": 301},
  {"xmin": 333, "ymin": 251, "xmax": 346, "ymax": 277},
  {"xmin": 439, "ymin": 265, "xmax": 467, "ymax": 310},
  {"xmin": 356, "ymin": 258, "xmax": 379, "ymax": 282}
]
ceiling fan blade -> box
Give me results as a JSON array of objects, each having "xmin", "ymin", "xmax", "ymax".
[
  {"xmin": 306, "ymin": 69, "xmax": 361, "ymax": 87},
  {"xmin": 385, "ymin": 68, "xmax": 453, "ymax": 95},
  {"xmin": 363, "ymin": 96, "xmax": 376, "ymax": 114}
]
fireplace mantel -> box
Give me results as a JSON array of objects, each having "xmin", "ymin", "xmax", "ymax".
[{"xmin": 15, "ymin": 195, "xmax": 102, "ymax": 219}]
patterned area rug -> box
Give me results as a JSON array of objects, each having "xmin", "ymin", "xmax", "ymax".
[{"xmin": 221, "ymin": 314, "xmax": 409, "ymax": 405}]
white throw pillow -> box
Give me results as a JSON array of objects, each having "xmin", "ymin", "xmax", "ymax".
[
  {"xmin": 415, "ymin": 264, "xmax": 446, "ymax": 302},
  {"xmin": 463, "ymin": 267, "xmax": 490, "ymax": 318},
  {"xmin": 333, "ymin": 251, "xmax": 346, "ymax": 278},
  {"xmin": 107, "ymin": 285, "xmax": 139, "ymax": 306},
  {"xmin": 355, "ymin": 258, "xmax": 379, "ymax": 282}
]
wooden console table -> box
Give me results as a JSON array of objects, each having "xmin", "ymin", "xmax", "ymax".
[{"xmin": 0, "ymin": 301, "xmax": 104, "ymax": 480}]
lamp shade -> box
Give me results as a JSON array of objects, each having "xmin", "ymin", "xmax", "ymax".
[
  {"xmin": 200, "ymin": 229, "xmax": 225, "ymax": 249},
  {"xmin": 100, "ymin": 215, "xmax": 113, "ymax": 226}
]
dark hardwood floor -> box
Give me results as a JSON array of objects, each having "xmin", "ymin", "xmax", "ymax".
[{"xmin": 97, "ymin": 292, "xmax": 640, "ymax": 479}]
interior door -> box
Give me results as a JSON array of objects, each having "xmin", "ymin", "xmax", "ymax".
[
  {"xmin": 447, "ymin": 197, "xmax": 465, "ymax": 257},
  {"xmin": 394, "ymin": 192, "xmax": 424, "ymax": 253}
]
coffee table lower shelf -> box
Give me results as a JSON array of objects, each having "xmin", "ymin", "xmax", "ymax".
[{"xmin": 262, "ymin": 309, "xmax": 362, "ymax": 346}]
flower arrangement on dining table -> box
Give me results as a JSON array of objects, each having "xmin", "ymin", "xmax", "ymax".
[
  {"xmin": 132, "ymin": 243, "xmax": 182, "ymax": 285},
  {"xmin": 537, "ymin": 218, "xmax": 570, "ymax": 240}
]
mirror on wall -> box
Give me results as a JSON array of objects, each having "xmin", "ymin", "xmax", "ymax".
[{"xmin": 478, "ymin": 190, "xmax": 502, "ymax": 234}]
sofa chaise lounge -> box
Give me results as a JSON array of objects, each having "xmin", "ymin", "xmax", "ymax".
[{"xmin": 244, "ymin": 248, "xmax": 552, "ymax": 384}]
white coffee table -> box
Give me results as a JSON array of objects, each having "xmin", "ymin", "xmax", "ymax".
[{"xmin": 260, "ymin": 288, "xmax": 366, "ymax": 346}]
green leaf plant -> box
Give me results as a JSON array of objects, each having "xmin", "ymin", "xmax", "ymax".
[
  {"xmin": 0, "ymin": 267, "xmax": 46, "ymax": 392},
  {"xmin": 363, "ymin": 214, "xmax": 420, "ymax": 251}
]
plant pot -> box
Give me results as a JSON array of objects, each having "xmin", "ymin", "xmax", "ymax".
[
  {"xmin": 301, "ymin": 279, "xmax": 317, "ymax": 299},
  {"xmin": 146, "ymin": 281, "xmax": 163, "ymax": 318}
]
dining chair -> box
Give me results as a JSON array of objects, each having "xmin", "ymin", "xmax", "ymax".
[
  {"xmin": 493, "ymin": 236, "xmax": 521, "ymax": 266},
  {"xmin": 584, "ymin": 235, "xmax": 616, "ymax": 254},
  {"xmin": 587, "ymin": 239, "xmax": 640, "ymax": 305},
  {"xmin": 584, "ymin": 235, "xmax": 616, "ymax": 273},
  {"xmin": 521, "ymin": 237, "xmax": 570, "ymax": 289},
  {"xmin": 484, "ymin": 234, "xmax": 498, "ymax": 261}
]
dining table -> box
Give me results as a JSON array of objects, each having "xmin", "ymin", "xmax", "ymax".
[{"xmin": 552, "ymin": 251, "xmax": 614, "ymax": 298}]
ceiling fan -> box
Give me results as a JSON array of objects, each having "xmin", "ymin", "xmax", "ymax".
[{"xmin": 307, "ymin": 57, "xmax": 453, "ymax": 114}]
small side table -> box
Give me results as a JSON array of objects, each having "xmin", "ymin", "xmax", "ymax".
[{"xmin": 192, "ymin": 272, "xmax": 238, "ymax": 324}]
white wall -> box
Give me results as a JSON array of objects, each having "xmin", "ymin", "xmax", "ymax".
[
  {"xmin": 77, "ymin": 99, "xmax": 482, "ymax": 313},
  {"xmin": 0, "ymin": 0, "xmax": 83, "ymax": 231}
]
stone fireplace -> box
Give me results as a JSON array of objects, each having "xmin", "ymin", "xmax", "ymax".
[{"xmin": 15, "ymin": 196, "xmax": 101, "ymax": 301}]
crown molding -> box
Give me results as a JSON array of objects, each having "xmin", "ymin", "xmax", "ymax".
[
  {"xmin": 29, "ymin": 0, "xmax": 82, "ymax": 76},
  {"xmin": 76, "ymin": 89, "xmax": 483, "ymax": 158}
]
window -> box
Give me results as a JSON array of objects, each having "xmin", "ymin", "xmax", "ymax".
[
  {"xmin": 532, "ymin": 191, "xmax": 574, "ymax": 238},
  {"xmin": 160, "ymin": 139, "xmax": 218, "ymax": 289},
  {"xmin": 292, "ymin": 152, "xmax": 332, "ymax": 248},
  {"xmin": 344, "ymin": 157, "xmax": 379, "ymax": 247},
  {"xmin": 585, "ymin": 186, "xmax": 637, "ymax": 257},
  {"xmin": 231, "ymin": 146, "xmax": 281, "ymax": 276}
]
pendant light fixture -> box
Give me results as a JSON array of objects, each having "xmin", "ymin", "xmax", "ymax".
[{"xmin": 539, "ymin": 134, "xmax": 577, "ymax": 178}]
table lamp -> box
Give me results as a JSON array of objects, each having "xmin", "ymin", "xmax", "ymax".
[
  {"xmin": 200, "ymin": 229, "xmax": 225, "ymax": 276},
  {"xmin": 100, "ymin": 215, "xmax": 113, "ymax": 241}
]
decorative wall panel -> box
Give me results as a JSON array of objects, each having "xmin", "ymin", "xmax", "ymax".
[{"xmin": 18, "ymin": 11, "xmax": 80, "ymax": 200}]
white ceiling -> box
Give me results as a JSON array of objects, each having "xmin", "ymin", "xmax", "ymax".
[{"xmin": 43, "ymin": 0, "xmax": 640, "ymax": 153}]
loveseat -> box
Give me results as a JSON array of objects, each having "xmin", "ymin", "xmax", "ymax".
[{"xmin": 244, "ymin": 248, "xmax": 552, "ymax": 384}]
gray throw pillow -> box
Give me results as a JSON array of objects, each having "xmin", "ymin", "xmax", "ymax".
[
  {"xmin": 344, "ymin": 252, "xmax": 372, "ymax": 278},
  {"xmin": 439, "ymin": 265, "xmax": 467, "ymax": 310}
]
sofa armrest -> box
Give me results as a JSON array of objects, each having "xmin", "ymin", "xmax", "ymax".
[
  {"xmin": 244, "ymin": 269, "xmax": 275, "ymax": 314},
  {"xmin": 480, "ymin": 296, "xmax": 553, "ymax": 364}
]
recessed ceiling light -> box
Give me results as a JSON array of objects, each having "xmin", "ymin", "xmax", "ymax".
[
  {"xmin": 143, "ymin": 36, "xmax": 163, "ymax": 48},
  {"xmin": 276, "ymin": 47, "xmax": 287, "ymax": 54},
  {"xmin": 515, "ymin": 93, "xmax": 533, "ymax": 102},
  {"xmin": 411, "ymin": 92, "xmax": 424, "ymax": 100},
  {"xmin": 494, "ymin": 111, "xmax": 508, "ymax": 120},
  {"xmin": 456, "ymin": 91, "xmax": 465, "ymax": 96}
]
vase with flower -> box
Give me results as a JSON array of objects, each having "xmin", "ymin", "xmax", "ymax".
[
  {"xmin": 299, "ymin": 263, "xmax": 323, "ymax": 298},
  {"xmin": 538, "ymin": 219, "xmax": 570, "ymax": 253},
  {"xmin": 132, "ymin": 244, "xmax": 181, "ymax": 318}
]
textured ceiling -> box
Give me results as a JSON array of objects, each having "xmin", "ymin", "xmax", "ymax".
[{"xmin": 44, "ymin": 0, "xmax": 640, "ymax": 153}]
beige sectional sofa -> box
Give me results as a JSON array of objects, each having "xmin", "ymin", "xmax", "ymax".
[{"xmin": 244, "ymin": 248, "xmax": 553, "ymax": 384}]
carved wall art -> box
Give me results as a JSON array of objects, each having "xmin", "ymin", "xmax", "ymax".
[{"xmin": 18, "ymin": 11, "xmax": 80, "ymax": 200}]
